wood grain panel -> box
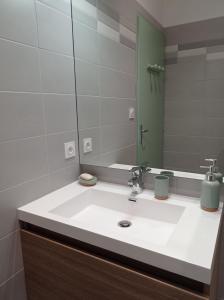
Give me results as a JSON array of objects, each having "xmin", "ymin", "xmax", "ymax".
[{"xmin": 21, "ymin": 229, "xmax": 209, "ymax": 300}]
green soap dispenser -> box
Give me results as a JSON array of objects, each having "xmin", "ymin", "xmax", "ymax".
[{"xmin": 200, "ymin": 160, "xmax": 220, "ymax": 212}]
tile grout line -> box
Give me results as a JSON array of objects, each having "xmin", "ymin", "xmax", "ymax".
[
  {"xmin": 75, "ymin": 57, "xmax": 136, "ymax": 78},
  {"xmin": 0, "ymin": 36, "xmax": 74, "ymax": 59},
  {"xmin": 0, "ymin": 174, "xmax": 49, "ymax": 195},
  {"xmin": 76, "ymin": 94, "xmax": 136, "ymax": 101},
  {"xmin": 0, "ymin": 129, "xmax": 77, "ymax": 146},
  {"xmin": 0, "ymin": 91, "xmax": 75, "ymax": 95},
  {"xmin": 34, "ymin": 0, "xmax": 52, "ymax": 183},
  {"xmin": 35, "ymin": 0, "xmax": 71, "ymax": 18},
  {"xmin": 0, "ymin": 268, "xmax": 24, "ymax": 289},
  {"xmin": 73, "ymin": 3, "xmax": 137, "ymax": 50},
  {"xmin": 0, "ymin": 229, "xmax": 20, "ymax": 242}
]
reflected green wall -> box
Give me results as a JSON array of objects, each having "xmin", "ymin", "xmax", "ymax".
[{"xmin": 137, "ymin": 16, "xmax": 165, "ymax": 168}]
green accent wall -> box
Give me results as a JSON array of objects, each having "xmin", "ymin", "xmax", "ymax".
[{"xmin": 137, "ymin": 16, "xmax": 165, "ymax": 168}]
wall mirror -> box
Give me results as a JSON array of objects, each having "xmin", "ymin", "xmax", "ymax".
[{"xmin": 72, "ymin": 0, "xmax": 224, "ymax": 175}]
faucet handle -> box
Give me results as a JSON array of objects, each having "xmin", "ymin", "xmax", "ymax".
[
  {"xmin": 129, "ymin": 166, "xmax": 139, "ymax": 172},
  {"xmin": 128, "ymin": 180, "xmax": 134, "ymax": 187},
  {"xmin": 140, "ymin": 163, "xmax": 151, "ymax": 174},
  {"xmin": 129, "ymin": 166, "xmax": 140, "ymax": 176},
  {"xmin": 129, "ymin": 164, "xmax": 151, "ymax": 176}
]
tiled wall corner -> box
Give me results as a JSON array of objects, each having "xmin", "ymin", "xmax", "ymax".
[{"xmin": 0, "ymin": 0, "xmax": 79, "ymax": 297}]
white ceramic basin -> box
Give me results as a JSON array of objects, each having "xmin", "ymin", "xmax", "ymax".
[
  {"xmin": 50, "ymin": 189, "xmax": 185, "ymax": 246},
  {"xmin": 18, "ymin": 181, "xmax": 222, "ymax": 284}
]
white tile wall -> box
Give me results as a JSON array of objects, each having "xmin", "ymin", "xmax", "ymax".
[
  {"xmin": 38, "ymin": 0, "xmax": 71, "ymax": 16},
  {"xmin": 75, "ymin": 59, "xmax": 99, "ymax": 96},
  {"xmin": 0, "ymin": 0, "xmax": 38, "ymax": 46},
  {"xmin": 36, "ymin": 1, "xmax": 73, "ymax": 55},
  {"xmin": 0, "ymin": 0, "xmax": 79, "ymax": 298},
  {"xmin": 39, "ymin": 49, "xmax": 75, "ymax": 93},
  {"xmin": 0, "ymin": 93, "xmax": 45, "ymax": 142},
  {"xmin": 73, "ymin": 21, "xmax": 99, "ymax": 64},
  {"xmin": 0, "ymin": 39, "xmax": 41, "ymax": 92},
  {"xmin": 73, "ymin": 0, "xmax": 137, "ymax": 166}
]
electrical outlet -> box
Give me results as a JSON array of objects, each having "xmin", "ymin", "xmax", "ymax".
[
  {"xmin": 64, "ymin": 141, "xmax": 76, "ymax": 159},
  {"xmin": 83, "ymin": 138, "xmax": 93, "ymax": 154},
  {"xmin": 129, "ymin": 107, "xmax": 135, "ymax": 120}
]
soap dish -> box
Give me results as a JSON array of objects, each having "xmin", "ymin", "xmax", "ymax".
[{"xmin": 79, "ymin": 174, "xmax": 97, "ymax": 186}]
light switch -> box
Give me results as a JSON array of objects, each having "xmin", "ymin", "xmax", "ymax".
[
  {"xmin": 64, "ymin": 141, "xmax": 76, "ymax": 159},
  {"xmin": 83, "ymin": 138, "xmax": 93, "ymax": 154},
  {"xmin": 129, "ymin": 107, "xmax": 135, "ymax": 120}
]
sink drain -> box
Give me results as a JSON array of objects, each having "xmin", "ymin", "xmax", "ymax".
[{"xmin": 118, "ymin": 220, "xmax": 132, "ymax": 228}]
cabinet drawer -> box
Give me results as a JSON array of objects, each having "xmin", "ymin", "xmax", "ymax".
[{"xmin": 21, "ymin": 229, "xmax": 208, "ymax": 300}]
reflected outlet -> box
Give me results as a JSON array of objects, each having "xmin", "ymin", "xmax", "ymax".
[{"xmin": 83, "ymin": 138, "xmax": 93, "ymax": 154}]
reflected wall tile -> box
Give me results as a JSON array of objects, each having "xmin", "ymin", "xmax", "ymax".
[
  {"xmin": 98, "ymin": 34, "xmax": 135, "ymax": 74},
  {"xmin": 77, "ymin": 96, "xmax": 100, "ymax": 130},
  {"xmin": 79, "ymin": 127, "xmax": 100, "ymax": 162},
  {"xmin": 163, "ymin": 151, "xmax": 202, "ymax": 173},
  {"xmin": 36, "ymin": 2, "xmax": 73, "ymax": 55},
  {"xmin": 164, "ymin": 117, "xmax": 204, "ymax": 137},
  {"xmin": 38, "ymin": 0, "xmax": 71, "ymax": 16},
  {"xmin": 165, "ymin": 100, "xmax": 203, "ymax": 119},
  {"xmin": 205, "ymin": 79, "xmax": 224, "ymax": 100},
  {"xmin": 100, "ymin": 123, "xmax": 136, "ymax": 154},
  {"xmin": 164, "ymin": 136, "xmax": 203, "ymax": 154},
  {"xmin": 100, "ymin": 98, "xmax": 136, "ymax": 126},
  {"xmin": 75, "ymin": 59, "xmax": 99, "ymax": 96},
  {"xmin": 99, "ymin": 67, "xmax": 136, "ymax": 98},
  {"xmin": 206, "ymin": 59, "xmax": 224, "ymax": 80},
  {"xmin": 0, "ymin": 0, "xmax": 37, "ymax": 46},
  {"xmin": 72, "ymin": 0, "xmax": 97, "ymax": 29},
  {"xmin": 73, "ymin": 21, "xmax": 98, "ymax": 64},
  {"xmin": 40, "ymin": 50, "xmax": 75, "ymax": 94}
]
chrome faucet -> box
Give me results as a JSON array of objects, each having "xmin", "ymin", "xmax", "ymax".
[{"xmin": 128, "ymin": 165, "xmax": 151, "ymax": 201}]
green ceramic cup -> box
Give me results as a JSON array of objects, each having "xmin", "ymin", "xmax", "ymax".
[
  {"xmin": 160, "ymin": 171, "xmax": 174, "ymax": 185},
  {"xmin": 160, "ymin": 171, "xmax": 174, "ymax": 178},
  {"xmin": 154, "ymin": 175, "xmax": 169, "ymax": 200}
]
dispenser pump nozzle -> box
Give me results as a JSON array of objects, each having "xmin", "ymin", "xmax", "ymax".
[
  {"xmin": 200, "ymin": 159, "xmax": 217, "ymax": 181},
  {"xmin": 205, "ymin": 159, "xmax": 219, "ymax": 172}
]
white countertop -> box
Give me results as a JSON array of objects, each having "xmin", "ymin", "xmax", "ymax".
[{"xmin": 18, "ymin": 181, "xmax": 222, "ymax": 284}]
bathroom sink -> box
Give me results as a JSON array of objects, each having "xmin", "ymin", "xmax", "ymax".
[
  {"xmin": 50, "ymin": 189, "xmax": 185, "ymax": 246},
  {"xmin": 18, "ymin": 181, "xmax": 222, "ymax": 284}
]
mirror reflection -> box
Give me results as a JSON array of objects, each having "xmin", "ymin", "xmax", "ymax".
[{"xmin": 72, "ymin": 0, "xmax": 224, "ymax": 174}]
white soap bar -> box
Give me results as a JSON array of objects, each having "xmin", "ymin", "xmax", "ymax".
[{"xmin": 80, "ymin": 173, "xmax": 94, "ymax": 181}]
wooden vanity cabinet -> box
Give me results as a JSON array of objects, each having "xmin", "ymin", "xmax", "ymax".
[{"xmin": 20, "ymin": 228, "xmax": 211, "ymax": 300}]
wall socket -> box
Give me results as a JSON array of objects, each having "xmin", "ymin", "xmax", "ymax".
[
  {"xmin": 64, "ymin": 141, "xmax": 76, "ymax": 159},
  {"xmin": 129, "ymin": 107, "xmax": 135, "ymax": 120},
  {"xmin": 83, "ymin": 138, "xmax": 93, "ymax": 154}
]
